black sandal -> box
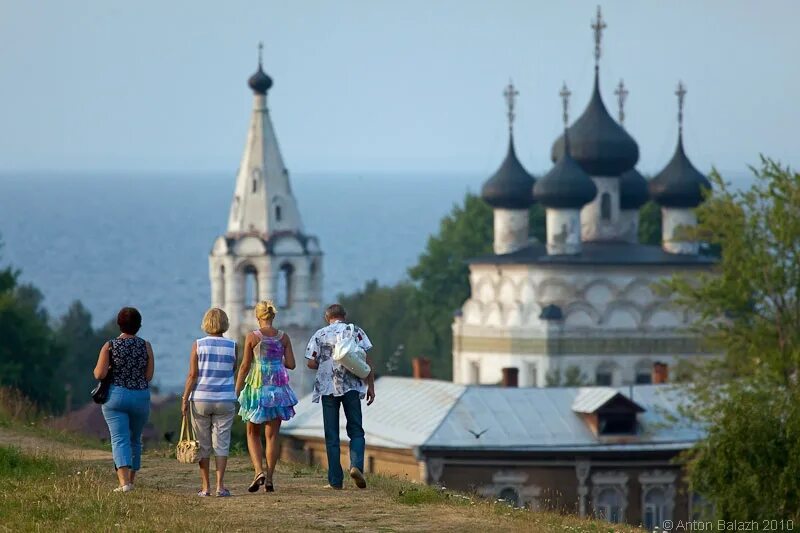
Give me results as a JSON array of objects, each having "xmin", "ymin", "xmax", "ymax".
[
  {"xmin": 248, "ymin": 472, "xmax": 266, "ymax": 493},
  {"xmin": 264, "ymin": 480, "xmax": 275, "ymax": 493}
]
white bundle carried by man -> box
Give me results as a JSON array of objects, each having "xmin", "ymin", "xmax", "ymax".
[{"xmin": 332, "ymin": 324, "xmax": 371, "ymax": 379}]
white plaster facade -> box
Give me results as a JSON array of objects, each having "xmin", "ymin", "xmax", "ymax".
[
  {"xmin": 662, "ymin": 208, "xmax": 699, "ymax": 255},
  {"xmin": 493, "ymin": 208, "xmax": 530, "ymax": 254},
  {"xmin": 209, "ymin": 70, "xmax": 322, "ymax": 396},
  {"xmin": 581, "ymin": 176, "xmax": 622, "ymax": 241},
  {"xmin": 546, "ymin": 209, "xmax": 582, "ymax": 255},
  {"xmin": 453, "ymin": 262, "xmax": 712, "ymax": 387}
]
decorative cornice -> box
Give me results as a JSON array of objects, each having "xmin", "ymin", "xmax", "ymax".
[{"xmin": 456, "ymin": 335, "xmax": 707, "ymax": 355}]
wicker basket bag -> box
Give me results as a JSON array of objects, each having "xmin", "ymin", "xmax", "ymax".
[{"xmin": 176, "ymin": 411, "xmax": 200, "ymax": 464}]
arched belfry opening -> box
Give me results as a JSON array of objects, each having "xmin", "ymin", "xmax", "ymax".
[
  {"xmin": 277, "ymin": 262, "xmax": 294, "ymax": 308},
  {"xmin": 601, "ymin": 192, "xmax": 612, "ymax": 221},
  {"xmin": 243, "ymin": 264, "xmax": 259, "ymax": 308}
]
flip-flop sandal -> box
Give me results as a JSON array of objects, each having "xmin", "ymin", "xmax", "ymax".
[
  {"xmin": 197, "ymin": 490, "xmax": 211, "ymax": 497},
  {"xmin": 216, "ymin": 488, "xmax": 231, "ymax": 497},
  {"xmin": 248, "ymin": 472, "xmax": 266, "ymax": 493}
]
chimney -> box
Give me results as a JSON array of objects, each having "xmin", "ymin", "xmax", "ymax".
[
  {"xmin": 412, "ymin": 357, "xmax": 432, "ymax": 379},
  {"xmin": 501, "ymin": 367, "xmax": 519, "ymax": 387},
  {"xmin": 652, "ymin": 362, "xmax": 669, "ymax": 384}
]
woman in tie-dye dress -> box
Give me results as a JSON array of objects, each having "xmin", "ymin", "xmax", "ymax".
[{"xmin": 235, "ymin": 300, "xmax": 298, "ymax": 493}]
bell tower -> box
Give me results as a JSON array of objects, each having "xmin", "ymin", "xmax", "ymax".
[{"xmin": 209, "ymin": 44, "xmax": 323, "ymax": 395}]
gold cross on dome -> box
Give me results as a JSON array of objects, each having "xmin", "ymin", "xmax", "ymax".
[
  {"xmin": 675, "ymin": 81, "xmax": 687, "ymax": 133},
  {"xmin": 615, "ymin": 79, "xmax": 628, "ymax": 125},
  {"xmin": 503, "ymin": 80, "xmax": 519, "ymax": 133},
  {"xmin": 559, "ymin": 82, "xmax": 572, "ymax": 128},
  {"xmin": 591, "ymin": 5, "xmax": 606, "ymax": 65}
]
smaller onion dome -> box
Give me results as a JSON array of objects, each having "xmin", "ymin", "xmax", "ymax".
[
  {"xmin": 481, "ymin": 135, "xmax": 536, "ymax": 209},
  {"xmin": 248, "ymin": 65, "xmax": 273, "ymax": 94},
  {"xmin": 550, "ymin": 71, "xmax": 639, "ymax": 176},
  {"xmin": 534, "ymin": 136, "xmax": 598, "ymax": 209},
  {"xmin": 619, "ymin": 167, "xmax": 649, "ymax": 210},
  {"xmin": 649, "ymin": 134, "xmax": 710, "ymax": 208}
]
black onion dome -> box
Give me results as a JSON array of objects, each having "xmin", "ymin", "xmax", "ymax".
[
  {"xmin": 619, "ymin": 167, "xmax": 649, "ymax": 210},
  {"xmin": 551, "ymin": 72, "xmax": 639, "ymax": 176},
  {"xmin": 248, "ymin": 65, "xmax": 273, "ymax": 94},
  {"xmin": 533, "ymin": 139, "xmax": 598, "ymax": 209},
  {"xmin": 481, "ymin": 136, "xmax": 536, "ymax": 209},
  {"xmin": 649, "ymin": 134, "xmax": 711, "ymax": 208}
]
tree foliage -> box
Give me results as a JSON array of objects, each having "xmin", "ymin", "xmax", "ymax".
[
  {"xmin": 0, "ymin": 239, "xmax": 117, "ymax": 412},
  {"xmin": 663, "ymin": 158, "xmax": 800, "ymax": 520}
]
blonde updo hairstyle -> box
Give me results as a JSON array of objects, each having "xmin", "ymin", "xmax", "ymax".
[{"xmin": 255, "ymin": 300, "xmax": 277, "ymax": 322}]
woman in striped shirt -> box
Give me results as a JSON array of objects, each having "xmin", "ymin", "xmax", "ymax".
[{"xmin": 181, "ymin": 308, "xmax": 238, "ymax": 497}]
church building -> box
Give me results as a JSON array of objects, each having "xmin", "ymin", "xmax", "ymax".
[
  {"xmin": 209, "ymin": 46, "xmax": 323, "ymax": 395},
  {"xmin": 453, "ymin": 8, "xmax": 715, "ymax": 388}
]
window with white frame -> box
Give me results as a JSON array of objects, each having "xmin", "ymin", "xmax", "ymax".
[
  {"xmin": 595, "ymin": 487, "xmax": 624, "ymax": 523},
  {"xmin": 639, "ymin": 470, "xmax": 676, "ymax": 528},
  {"xmin": 591, "ymin": 471, "xmax": 629, "ymax": 524}
]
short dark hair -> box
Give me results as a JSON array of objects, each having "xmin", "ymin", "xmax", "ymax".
[
  {"xmin": 117, "ymin": 307, "xmax": 142, "ymax": 334},
  {"xmin": 325, "ymin": 304, "xmax": 346, "ymax": 321}
]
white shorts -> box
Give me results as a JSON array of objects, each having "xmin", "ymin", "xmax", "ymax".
[{"xmin": 191, "ymin": 401, "xmax": 236, "ymax": 458}]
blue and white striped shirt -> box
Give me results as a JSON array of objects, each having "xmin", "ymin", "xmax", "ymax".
[{"xmin": 191, "ymin": 336, "xmax": 237, "ymax": 402}]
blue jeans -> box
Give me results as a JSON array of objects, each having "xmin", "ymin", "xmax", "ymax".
[
  {"xmin": 321, "ymin": 390, "xmax": 365, "ymax": 487},
  {"xmin": 102, "ymin": 385, "xmax": 150, "ymax": 471}
]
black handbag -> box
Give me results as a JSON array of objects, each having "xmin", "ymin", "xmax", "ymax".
[{"xmin": 91, "ymin": 340, "xmax": 114, "ymax": 404}]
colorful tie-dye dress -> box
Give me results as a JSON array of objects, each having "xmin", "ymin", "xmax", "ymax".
[{"xmin": 238, "ymin": 329, "xmax": 298, "ymax": 423}]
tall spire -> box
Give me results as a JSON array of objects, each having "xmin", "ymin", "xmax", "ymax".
[
  {"xmin": 675, "ymin": 80, "xmax": 687, "ymax": 139},
  {"xmin": 615, "ymin": 79, "xmax": 628, "ymax": 125},
  {"xmin": 591, "ymin": 5, "xmax": 606, "ymax": 72},
  {"xmin": 503, "ymin": 80, "xmax": 519, "ymax": 136},
  {"xmin": 559, "ymin": 82, "xmax": 572, "ymax": 154},
  {"xmin": 258, "ymin": 41, "xmax": 264, "ymax": 68}
]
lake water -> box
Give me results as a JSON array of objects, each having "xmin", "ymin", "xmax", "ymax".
[
  {"xmin": 0, "ymin": 169, "xmax": 755, "ymax": 391},
  {"xmin": 0, "ymin": 172, "xmax": 485, "ymax": 391}
]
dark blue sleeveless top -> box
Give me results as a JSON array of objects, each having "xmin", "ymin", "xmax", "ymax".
[{"xmin": 110, "ymin": 337, "xmax": 149, "ymax": 390}]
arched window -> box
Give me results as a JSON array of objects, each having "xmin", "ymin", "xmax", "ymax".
[
  {"xmin": 595, "ymin": 363, "xmax": 616, "ymax": 386},
  {"xmin": 277, "ymin": 263, "xmax": 294, "ymax": 308},
  {"xmin": 498, "ymin": 487, "xmax": 520, "ymax": 508},
  {"xmin": 643, "ymin": 488, "xmax": 666, "ymax": 530},
  {"xmin": 243, "ymin": 265, "xmax": 258, "ymax": 308},
  {"xmin": 218, "ymin": 265, "xmax": 226, "ymax": 304},
  {"xmin": 600, "ymin": 192, "xmax": 612, "ymax": 221},
  {"xmin": 275, "ymin": 205, "xmax": 282, "ymax": 222},
  {"xmin": 469, "ymin": 361, "xmax": 480, "ymax": 384},
  {"xmin": 594, "ymin": 487, "xmax": 623, "ymax": 523},
  {"xmin": 251, "ymin": 168, "xmax": 262, "ymax": 193},
  {"xmin": 635, "ymin": 360, "xmax": 652, "ymax": 384}
]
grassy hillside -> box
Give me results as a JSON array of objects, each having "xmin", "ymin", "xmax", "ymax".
[{"xmin": 0, "ymin": 427, "xmax": 644, "ymax": 533}]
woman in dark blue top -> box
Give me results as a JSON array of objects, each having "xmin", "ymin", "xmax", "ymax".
[{"xmin": 93, "ymin": 307, "xmax": 155, "ymax": 493}]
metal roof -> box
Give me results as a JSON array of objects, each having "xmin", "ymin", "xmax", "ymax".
[
  {"xmin": 481, "ymin": 136, "xmax": 536, "ymax": 210},
  {"xmin": 468, "ymin": 241, "xmax": 717, "ymax": 266},
  {"xmin": 650, "ymin": 134, "xmax": 711, "ymax": 208},
  {"xmin": 571, "ymin": 387, "xmax": 637, "ymax": 413},
  {"xmin": 284, "ymin": 379, "xmax": 703, "ymax": 454},
  {"xmin": 282, "ymin": 376, "xmax": 466, "ymax": 449},
  {"xmin": 421, "ymin": 384, "xmax": 703, "ymax": 452}
]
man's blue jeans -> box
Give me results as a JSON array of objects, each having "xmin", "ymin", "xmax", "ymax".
[
  {"xmin": 101, "ymin": 385, "xmax": 150, "ymax": 471},
  {"xmin": 321, "ymin": 390, "xmax": 365, "ymax": 487}
]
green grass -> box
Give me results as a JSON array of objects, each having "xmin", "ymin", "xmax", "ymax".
[{"xmin": 0, "ymin": 446, "xmax": 59, "ymax": 478}]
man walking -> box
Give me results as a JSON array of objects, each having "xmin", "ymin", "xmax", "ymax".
[{"xmin": 305, "ymin": 304, "xmax": 375, "ymax": 489}]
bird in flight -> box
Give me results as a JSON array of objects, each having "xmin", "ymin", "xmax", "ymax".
[{"xmin": 467, "ymin": 428, "xmax": 488, "ymax": 439}]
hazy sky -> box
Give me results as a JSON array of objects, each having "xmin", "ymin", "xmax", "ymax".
[{"xmin": 0, "ymin": 0, "xmax": 797, "ymax": 176}]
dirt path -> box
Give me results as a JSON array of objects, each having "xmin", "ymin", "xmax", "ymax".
[
  {"xmin": 0, "ymin": 428, "xmax": 111, "ymax": 461},
  {"xmin": 0, "ymin": 427, "xmax": 539, "ymax": 532}
]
